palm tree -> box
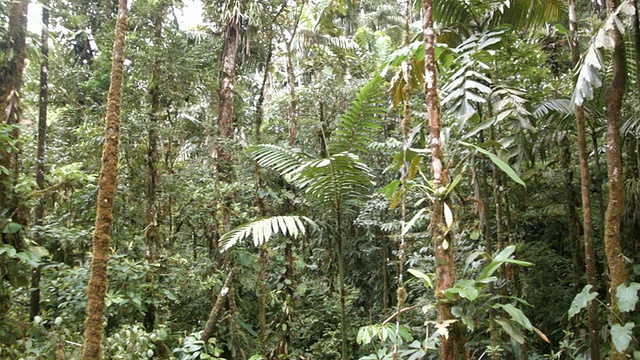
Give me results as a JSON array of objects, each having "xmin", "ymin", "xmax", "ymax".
[
  {"xmin": 81, "ymin": 0, "xmax": 128, "ymax": 358},
  {"xmin": 250, "ymin": 77, "xmax": 386, "ymax": 360}
]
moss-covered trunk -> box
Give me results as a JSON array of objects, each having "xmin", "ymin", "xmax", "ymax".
[
  {"xmin": 603, "ymin": 1, "xmax": 630, "ymax": 359},
  {"xmin": 423, "ymin": 1, "xmax": 461, "ymax": 358},
  {"xmin": 81, "ymin": 0, "xmax": 128, "ymax": 358}
]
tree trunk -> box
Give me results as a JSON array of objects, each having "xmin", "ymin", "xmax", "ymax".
[
  {"xmin": 603, "ymin": 1, "xmax": 630, "ymax": 359},
  {"xmin": 216, "ymin": 15, "xmax": 240, "ymax": 169},
  {"xmin": 0, "ymin": 0, "xmax": 28, "ymax": 326},
  {"xmin": 568, "ymin": 0, "xmax": 601, "ymax": 356},
  {"xmin": 0, "ymin": 0, "xmax": 28, "ymax": 248},
  {"xmin": 560, "ymin": 137, "xmax": 583, "ymax": 278},
  {"xmin": 143, "ymin": 3, "xmax": 164, "ymax": 333},
  {"xmin": 200, "ymin": 268, "xmax": 235, "ymax": 343},
  {"xmin": 81, "ymin": 1, "xmax": 128, "ymax": 358},
  {"xmin": 423, "ymin": 1, "xmax": 461, "ymax": 358},
  {"xmin": 30, "ymin": 1, "xmax": 50, "ymax": 321}
]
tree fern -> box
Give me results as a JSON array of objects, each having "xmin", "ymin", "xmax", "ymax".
[{"xmin": 219, "ymin": 216, "xmax": 316, "ymax": 251}]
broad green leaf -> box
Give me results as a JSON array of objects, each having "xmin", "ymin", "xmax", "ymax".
[
  {"xmin": 380, "ymin": 180, "xmax": 401, "ymax": 199},
  {"xmin": 2, "ymin": 222, "xmax": 22, "ymax": 234},
  {"xmin": 494, "ymin": 317, "xmax": 524, "ymax": 344},
  {"xmin": 459, "ymin": 141, "xmax": 525, "ymax": 186},
  {"xmin": 0, "ymin": 244, "xmax": 16, "ymax": 258},
  {"xmin": 408, "ymin": 268, "xmax": 434, "ymax": 289},
  {"xmin": 402, "ymin": 208, "xmax": 427, "ymax": 236},
  {"xmin": 497, "ymin": 303, "xmax": 532, "ymax": 330},
  {"xmin": 611, "ymin": 322, "xmax": 634, "ymax": 352},
  {"xmin": 616, "ymin": 282, "xmax": 640, "ymax": 313},
  {"xmin": 568, "ymin": 285, "xmax": 598, "ymax": 319}
]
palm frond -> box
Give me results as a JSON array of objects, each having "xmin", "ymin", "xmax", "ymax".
[
  {"xmin": 489, "ymin": 0, "xmax": 566, "ymax": 30},
  {"xmin": 299, "ymin": 153, "xmax": 374, "ymax": 210},
  {"xmin": 251, "ymin": 144, "xmax": 313, "ymax": 182},
  {"xmin": 219, "ymin": 216, "xmax": 316, "ymax": 251},
  {"xmin": 328, "ymin": 76, "xmax": 386, "ymax": 154},
  {"xmin": 441, "ymin": 29, "xmax": 505, "ymax": 127},
  {"xmin": 572, "ymin": 0, "xmax": 635, "ymax": 106}
]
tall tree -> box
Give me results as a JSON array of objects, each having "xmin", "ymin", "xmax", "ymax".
[
  {"xmin": 215, "ymin": 2, "xmax": 242, "ymax": 168},
  {"xmin": 30, "ymin": 0, "xmax": 50, "ymax": 321},
  {"xmin": 143, "ymin": 0, "xmax": 166, "ymax": 333},
  {"xmin": 602, "ymin": 0, "xmax": 630, "ymax": 358},
  {"xmin": 0, "ymin": 0, "xmax": 28, "ymax": 322},
  {"xmin": 81, "ymin": 0, "xmax": 128, "ymax": 358},
  {"xmin": 568, "ymin": 0, "xmax": 601, "ymax": 357},
  {"xmin": 424, "ymin": 0, "xmax": 461, "ymax": 358}
]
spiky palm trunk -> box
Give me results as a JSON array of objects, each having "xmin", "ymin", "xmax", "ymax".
[
  {"xmin": 423, "ymin": 1, "xmax": 461, "ymax": 358},
  {"xmin": 603, "ymin": 1, "xmax": 630, "ymax": 359},
  {"xmin": 81, "ymin": 1, "xmax": 128, "ymax": 358}
]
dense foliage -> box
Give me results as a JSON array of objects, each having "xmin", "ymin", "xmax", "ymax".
[{"xmin": 0, "ymin": 0, "xmax": 639, "ymax": 359}]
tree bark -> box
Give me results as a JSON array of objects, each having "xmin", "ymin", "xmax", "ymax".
[
  {"xmin": 81, "ymin": 1, "xmax": 128, "ymax": 358},
  {"xmin": 0, "ymin": 0, "xmax": 28, "ymax": 249},
  {"xmin": 200, "ymin": 268, "xmax": 235, "ymax": 343},
  {"xmin": 603, "ymin": 1, "xmax": 630, "ymax": 359},
  {"xmin": 30, "ymin": 0, "xmax": 50, "ymax": 321},
  {"xmin": 144, "ymin": 2, "xmax": 165, "ymax": 333},
  {"xmin": 216, "ymin": 15, "xmax": 240, "ymax": 169},
  {"xmin": 423, "ymin": 1, "xmax": 461, "ymax": 358},
  {"xmin": 0, "ymin": 0, "xmax": 28, "ymax": 325},
  {"xmin": 568, "ymin": 0, "xmax": 601, "ymax": 356}
]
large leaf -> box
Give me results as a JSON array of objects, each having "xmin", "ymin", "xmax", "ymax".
[
  {"xmin": 568, "ymin": 284, "xmax": 599, "ymax": 319},
  {"xmin": 611, "ymin": 322, "xmax": 635, "ymax": 352},
  {"xmin": 219, "ymin": 216, "xmax": 316, "ymax": 251},
  {"xmin": 496, "ymin": 303, "xmax": 532, "ymax": 330},
  {"xmin": 494, "ymin": 317, "xmax": 525, "ymax": 344},
  {"xmin": 616, "ymin": 282, "xmax": 640, "ymax": 313},
  {"xmin": 460, "ymin": 141, "xmax": 525, "ymax": 186}
]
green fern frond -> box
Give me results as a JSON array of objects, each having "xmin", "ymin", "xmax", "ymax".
[
  {"xmin": 328, "ymin": 76, "xmax": 386, "ymax": 154},
  {"xmin": 251, "ymin": 144, "xmax": 313, "ymax": 182},
  {"xmin": 219, "ymin": 216, "xmax": 316, "ymax": 251}
]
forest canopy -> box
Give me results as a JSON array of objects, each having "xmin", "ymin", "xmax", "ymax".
[{"xmin": 0, "ymin": 0, "xmax": 639, "ymax": 359}]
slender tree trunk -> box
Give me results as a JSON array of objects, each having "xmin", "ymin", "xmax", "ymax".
[
  {"xmin": 603, "ymin": 1, "xmax": 630, "ymax": 358},
  {"xmin": 590, "ymin": 120, "xmax": 606, "ymax": 234},
  {"xmin": 144, "ymin": 3, "xmax": 165, "ymax": 333},
  {"xmin": 560, "ymin": 137, "xmax": 583, "ymax": 278},
  {"xmin": 200, "ymin": 267, "xmax": 235, "ymax": 343},
  {"xmin": 81, "ymin": 1, "xmax": 128, "ymax": 358},
  {"xmin": 30, "ymin": 1, "xmax": 49, "ymax": 321},
  {"xmin": 424, "ymin": 1, "xmax": 461, "ymax": 358},
  {"xmin": 394, "ymin": 2, "xmax": 412, "ymax": 356},
  {"xmin": 568, "ymin": 0, "xmax": 601, "ymax": 356}
]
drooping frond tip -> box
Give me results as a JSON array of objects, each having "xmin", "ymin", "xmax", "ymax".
[{"xmin": 219, "ymin": 216, "xmax": 316, "ymax": 252}]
